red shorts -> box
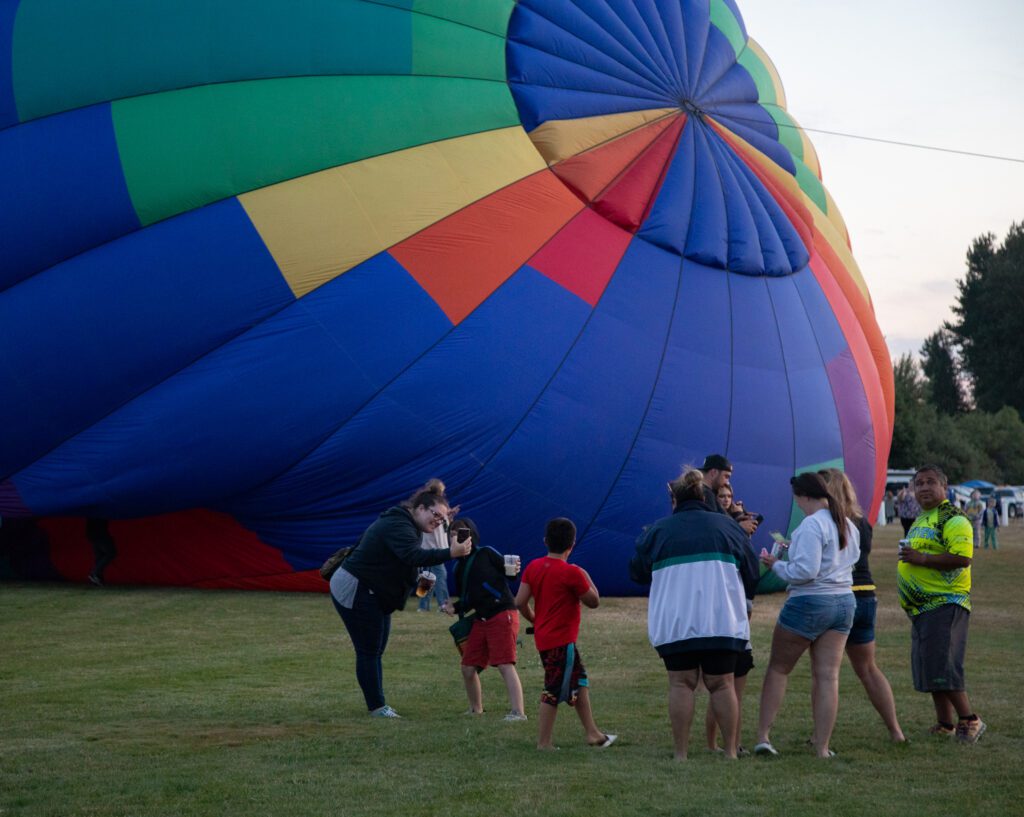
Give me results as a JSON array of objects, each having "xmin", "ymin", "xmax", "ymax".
[{"xmin": 461, "ymin": 610, "xmax": 519, "ymax": 669}]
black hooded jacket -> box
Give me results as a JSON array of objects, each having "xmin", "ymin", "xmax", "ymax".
[{"xmin": 342, "ymin": 505, "xmax": 453, "ymax": 613}]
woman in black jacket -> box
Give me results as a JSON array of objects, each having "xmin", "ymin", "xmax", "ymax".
[
  {"xmin": 443, "ymin": 518, "xmax": 526, "ymax": 720},
  {"xmin": 330, "ymin": 485, "xmax": 471, "ymax": 718}
]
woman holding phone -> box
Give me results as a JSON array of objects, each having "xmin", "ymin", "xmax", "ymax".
[
  {"xmin": 754, "ymin": 472, "xmax": 860, "ymax": 758},
  {"xmin": 442, "ymin": 518, "xmax": 526, "ymax": 721},
  {"xmin": 329, "ymin": 482, "xmax": 471, "ymax": 718}
]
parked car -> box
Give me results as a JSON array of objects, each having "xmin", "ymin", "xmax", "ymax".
[
  {"xmin": 994, "ymin": 487, "xmax": 1024, "ymax": 518},
  {"xmin": 886, "ymin": 469, "xmax": 916, "ymax": 496},
  {"xmin": 948, "ymin": 485, "xmax": 974, "ymax": 508}
]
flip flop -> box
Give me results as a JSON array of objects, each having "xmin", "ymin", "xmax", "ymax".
[{"xmin": 593, "ymin": 733, "xmax": 618, "ymax": 749}]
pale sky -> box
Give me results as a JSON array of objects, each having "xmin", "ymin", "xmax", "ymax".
[{"xmin": 738, "ymin": 0, "xmax": 1024, "ymax": 360}]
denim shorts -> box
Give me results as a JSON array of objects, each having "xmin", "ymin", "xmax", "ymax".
[
  {"xmin": 778, "ymin": 593, "xmax": 856, "ymax": 641},
  {"xmin": 848, "ymin": 595, "xmax": 877, "ymax": 645}
]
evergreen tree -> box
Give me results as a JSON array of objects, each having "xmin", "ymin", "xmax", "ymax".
[
  {"xmin": 890, "ymin": 353, "xmax": 926, "ymax": 468},
  {"xmin": 920, "ymin": 329, "xmax": 964, "ymax": 415},
  {"xmin": 947, "ymin": 223, "xmax": 1024, "ymax": 414}
]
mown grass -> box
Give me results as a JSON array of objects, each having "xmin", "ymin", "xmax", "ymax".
[{"xmin": 2, "ymin": 524, "xmax": 1022, "ymax": 817}]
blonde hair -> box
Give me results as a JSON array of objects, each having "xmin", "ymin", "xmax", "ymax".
[
  {"xmin": 403, "ymin": 477, "xmax": 448, "ymax": 510},
  {"xmin": 668, "ymin": 467, "xmax": 705, "ymax": 506},
  {"xmin": 818, "ymin": 468, "xmax": 863, "ymax": 521},
  {"xmin": 422, "ymin": 478, "xmax": 446, "ymax": 494}
]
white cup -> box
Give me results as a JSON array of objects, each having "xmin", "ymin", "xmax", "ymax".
[{"xmin": 504, "ymin": 555, "xmax": 521, "ymax": 577}]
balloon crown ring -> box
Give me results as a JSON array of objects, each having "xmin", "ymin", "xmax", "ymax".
[{"xmin": 678, "ymin": 99, "xmax": 706, "ymax": 118}]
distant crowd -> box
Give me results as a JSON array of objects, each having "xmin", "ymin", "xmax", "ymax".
[{"xmin": 325, "ymin": 459, "xmax": 985, "ymax": 756}]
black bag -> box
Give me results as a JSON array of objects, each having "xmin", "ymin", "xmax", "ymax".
[
  {"xmin": 448, "ymin": 551, "xmax": 478, "ymax": 654},
  {"xmin": 448, "ymin": 615, "xmax": 474, "ymax": 654},
  {"xmin": 319, "ymin": 546, "xmax": 354, "ymax": 581}
]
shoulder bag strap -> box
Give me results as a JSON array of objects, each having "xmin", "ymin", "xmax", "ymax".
[{"xmin": 458, "ymin": 551, "xmax": 478, "ymax": 619}]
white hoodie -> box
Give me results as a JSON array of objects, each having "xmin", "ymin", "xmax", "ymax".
[{"xmin": 772, "ymin": 509, "xmax": 860, "ymax": 597}]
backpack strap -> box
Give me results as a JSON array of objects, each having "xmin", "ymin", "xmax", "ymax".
[{"xmin": 457, "ymin": 551, "xmax": 479, "ymax": 619}]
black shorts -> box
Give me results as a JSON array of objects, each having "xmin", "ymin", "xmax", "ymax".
[
  {"xmin": 911, "ymin": 604, "xmax": 969, "ymax": 692},
  {"xmin": 734, "ymin": 649, "xmax": 754, "ymax": 678},
  {"xmin": 663, "ymin": 649, "xmax": 738, "ymax": 676}
]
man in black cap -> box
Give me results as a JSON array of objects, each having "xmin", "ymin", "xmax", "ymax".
[{"xmin": 701, "ymin": 455, "xmax": 758, "ymax": 535}]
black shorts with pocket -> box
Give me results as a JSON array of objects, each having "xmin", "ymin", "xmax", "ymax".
[{"xmin": 911, "ymin": 603, "xmax": 969, "ymax": 692}]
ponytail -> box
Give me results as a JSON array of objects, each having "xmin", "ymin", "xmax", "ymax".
[{"xmin": 791, "ymin": 472, "xmax": 848, "ymax": 550}]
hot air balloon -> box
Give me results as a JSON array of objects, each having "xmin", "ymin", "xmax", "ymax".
[{"xmin": 0, "ymin": 0, "xmax": 893, "ymax": 594}]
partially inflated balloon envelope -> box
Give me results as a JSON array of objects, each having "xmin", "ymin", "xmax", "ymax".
[{"xmin": 0, "ymin": 0, "xmax": 893, "ymax": 593}]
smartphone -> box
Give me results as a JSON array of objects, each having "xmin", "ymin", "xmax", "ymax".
[{"xmin": 456, "ymin": 528, "xmax": 470, "ymax": 543}]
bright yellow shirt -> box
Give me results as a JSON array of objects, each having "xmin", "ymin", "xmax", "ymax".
[{"xmin": 897, "ymin": 501, "xmax": 973, "ymax": 616}]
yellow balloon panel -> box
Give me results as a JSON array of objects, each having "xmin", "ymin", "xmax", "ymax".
[{"xmin": 239, "ymin": 126, "xmax": 546, "ymax": 297}]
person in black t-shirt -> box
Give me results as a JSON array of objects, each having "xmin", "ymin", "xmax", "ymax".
[{"xmin": 443, "ymin": 518, "xmax": 526, "ymax": 721}]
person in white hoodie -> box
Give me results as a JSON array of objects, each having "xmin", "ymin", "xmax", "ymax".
[{"xmin": 753, "ymin": 472, "xmax": 860, "ymax": 759}]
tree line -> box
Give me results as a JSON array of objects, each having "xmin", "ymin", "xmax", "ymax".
[{"xmin": 890, "ymin": 221, "xmax": 1024, "ymax": 484}]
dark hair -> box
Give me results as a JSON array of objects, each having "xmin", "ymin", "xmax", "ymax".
[
  {"xmin": 701, "ymin": 454, "xmax": 732, "ymax": 472},
  {"xmin": 914, "ymin": 464, "xmax": 948, "ymax": 487},
  {"xmin": 790, "ymin": 472, "xmax": 848, "ymax": 550},
  {"xmin": 409, "ymin": 488, "xmax": 447, "ymax": 510},
  {"xmin": 668, "ymin": 467, "xmax": 706, "ymax": 506},
  {"xmin": 544, "ymin": 517, "xmax": 576, "ymax": 553},
  {"xmin": 449, "ymin": 517, "xmax": 480, "ymax": 548}
]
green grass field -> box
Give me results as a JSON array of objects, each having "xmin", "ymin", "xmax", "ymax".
[{"xmin": 2, "ymin": 524, "xmax": 1023, "ymax": 817}]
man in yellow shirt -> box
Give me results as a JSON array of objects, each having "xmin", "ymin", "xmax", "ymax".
[{"xmin": 897, "ymin": 465, "xmax": 984, "ymax": 743}]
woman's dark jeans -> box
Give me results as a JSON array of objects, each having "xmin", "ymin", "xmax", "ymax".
[{"xmin": 332, "ymin": 583, "xmax": 391, "ymax": 711}]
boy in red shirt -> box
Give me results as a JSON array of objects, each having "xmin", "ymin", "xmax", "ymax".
[{"xmin": 515, "ymin": 517, "xmax": 617, "ymax": 750}]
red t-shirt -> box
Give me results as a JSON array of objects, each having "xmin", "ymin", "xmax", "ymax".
[{"xmin": 522, "ymin": 556, "xmax": 591, "ymax": 651}]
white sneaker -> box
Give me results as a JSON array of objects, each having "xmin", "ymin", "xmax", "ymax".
[
  {"xmin": 503, "ymin": 711, "xmax": 528, "ymax": 722},
  {"xmin": 370, "ymin": 705, "xmax": 401, "ymax": 719}
]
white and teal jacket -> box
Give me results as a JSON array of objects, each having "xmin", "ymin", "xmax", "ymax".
[{"xmin": 630, "ymin": 500, "xmax": 760, "ymax": 656}]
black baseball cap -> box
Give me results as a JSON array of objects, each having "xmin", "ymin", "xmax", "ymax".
[{"xmin": 701, "ymin": 454, "xmax": 733, "ymax": 472}]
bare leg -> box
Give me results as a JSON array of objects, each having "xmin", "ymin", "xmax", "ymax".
[
  {"xmin": 461, "ymin": 665, "xmax": 483, "ymax": 714},
  {"xmin": 537, "ymin": 702, "xmax": 558, "ymax": 750},
  {"xmin": 706, "ymin": 673, "xmax": 747, "ymax": 751},
  {"xmin": 703, "ymin": 672, "xmax": 738, "ymax": 759},
  {"xmin": 757, "ymin": 624, "xmax": 811, "ymax": 746},
  {"xmin": 705, "ymin": 692, "xmax": 719, "ymax": 751},
  {"xmin": 573, "ymin": 688, "xmax": 607, "ymax": 745},
  {"xmin": 496, "ymin": 663, "xmax": 525, "ymax": 715},
  {"xmin": 809, "ymin": 629, "xmax": 848, "ymax": 757},
  {"xmin": 668, "ymin": 669, "xmax": 700, "ymax": 760},
  {"xmin": 846, "ymin": 640, "xmax": 905, "ymax": 740},
  {"xmin": 934, "ymin": 690, "xmax": 973, "ymax": 720},
  {"xmin": 733, "ymin": 674, "xmax": 748, "ymax": 751}
]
